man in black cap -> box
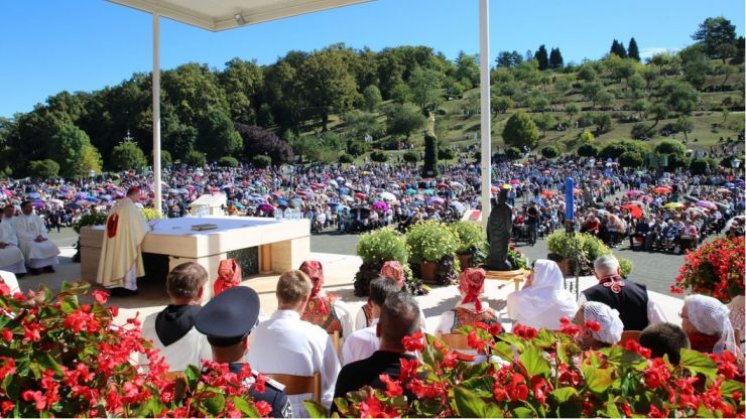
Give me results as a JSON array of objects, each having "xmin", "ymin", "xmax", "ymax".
[{"xmin": 195, "ymin": 286, "xmax": 292, "ymax": 418}]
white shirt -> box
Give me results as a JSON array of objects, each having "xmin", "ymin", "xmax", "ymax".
[
  {"xmin": 355, "ymin": 305, "xmax": 428, "ymax": 331},
  {"xmin": 342, "ymin": 319, "xmax": 379, "ymax": 366},
  {"xmin": 248, "ymin": 310, "xmax": 341, "ymax": 416},
  {"xmin": 140, "ymin": 310, "xmax": 212, "ymax": 372},
  {"xmin": 578, "ymin": 293, "xmax": 667, "ymax": 326}
]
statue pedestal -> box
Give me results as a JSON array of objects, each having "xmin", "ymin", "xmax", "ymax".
[{"xmin": 485, "ymin": 268, "xmax": 530, "ymax": 291}]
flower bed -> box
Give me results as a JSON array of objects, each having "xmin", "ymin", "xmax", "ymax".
[
  {"xmin": 672, "ymin": 235, "xmax": 745, "ymax": 302},
  {"xmin": 323, "ymin": 322, "xmax": 745, "ymax": 418},
  {"xmin": 0, "ymin": 282, "xmax": 267, "ymax": 417}
]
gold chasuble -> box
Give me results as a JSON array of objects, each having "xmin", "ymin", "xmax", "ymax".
[{"xmin": 96, "ymin": 198, "xmax": 149, "ymax": 288}]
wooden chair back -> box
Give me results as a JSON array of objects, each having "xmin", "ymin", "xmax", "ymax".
[
  {"xmin": 619, "ymin": 330, "xmax": 642, "ymax": 345},
  {"xmin": 438, "ymin": 333, "xmax": 470, "ymax": 351},
  {"xmin": 267, "ymin": 372, "xmax": 322, "ymax": 403}
]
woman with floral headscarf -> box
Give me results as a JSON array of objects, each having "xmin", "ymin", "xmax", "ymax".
[
  {"xmin": 436, "ymin": 268, "xmax": 499, "ymax": 335},
  {"xmin": 299, "ymin": 260, "xmax": 354, "ymax": 339},
  {"xmin": 506, "ymin": 259, "xmax": 578, "ymax": 330},
  {"xmin": 355, "ymin": 261, "xmax": 406, "ymax": 330},
  {"xmin": 681, "ymin": 294, "xmax": 739, "ymax": 356}
]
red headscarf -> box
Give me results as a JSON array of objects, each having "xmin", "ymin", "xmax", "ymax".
[
  {"xmin": 213, "ymin": 259, "xmax": 242, "ymax": 296},
  {"xmin": 300, "ymin": 260, "xmax": 331, "ymax": 314},
  {"xmin": 379, "ymin": 261, "xmax": 406, "ymax": 289},
  {"xmin": 458, "ymin": 268, "xmax": 486, "ymax": 312}
]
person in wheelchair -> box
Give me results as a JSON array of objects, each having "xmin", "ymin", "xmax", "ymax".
[{"xmin": 629, "ymin": 216, "xmax": 650, "ymax": 249}]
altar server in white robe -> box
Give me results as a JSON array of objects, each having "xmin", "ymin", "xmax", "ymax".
[
  {"xmin": 11, "ymin": 202, "xmax": 59, "ymax": 275},
  {"xmin": 97, "ymin": 187, "xmax": 149, "ymax": 296},
  {"xmin": 141, "ymin": 262, "xmax": 212, "ymax": 371},
  {"xmin": 0, "ymin": 208, "xmax": 26, "ymax": 275}
]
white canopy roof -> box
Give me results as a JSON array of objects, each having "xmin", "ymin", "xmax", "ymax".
[{"xmin": 107, "ymin": 0, "xmax": 372, "ymax": 31}]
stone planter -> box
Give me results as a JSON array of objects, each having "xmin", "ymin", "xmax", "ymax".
[
  {"xmin": 457, "ymin": 253, "xmax": 473, "ymax": 271},
  {"xmin": 420, "ymin": 261, "xmax": 438, "ymax": 283}
]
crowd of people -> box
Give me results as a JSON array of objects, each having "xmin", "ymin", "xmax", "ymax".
[
  {"xmin": 0, "ymin": 154, "xmax": 742, "ymax": 252},
  {"xmin": 138, "ymin": 251, "xmax": 743, "ymax": 418}
]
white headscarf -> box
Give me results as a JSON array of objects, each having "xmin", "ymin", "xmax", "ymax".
[
  {"xmin": 507, "ymin": 260, "xmax": 578, "ymax": 330},
  {"xmin": 583, "ymin": 301, "xmax": 623, "ymax": 345},
  {"xmin": 685, "ymin": 294, "xmax": 737, "ymax": 355}
]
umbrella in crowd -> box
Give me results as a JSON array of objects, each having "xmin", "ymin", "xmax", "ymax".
[
  {"xmin": 379, "ymin": 192, "xmax": 397, "ymax": 202},
  {"xmin": 626, "ymin": 190, "xmax": 643, "ymax": 197},
  {"xmin": 664, "ymin": 202, "xmax": 684, "ymax": 210},
  {"xmin": 653, "ymin": 187, "xmax": 672, "ymax": 194},
  {"xmin": 696, "ymin": 200, "xmax": 717, "ymax": 210},
  {"xmin": 372, "ymin": 201, "xmax": 389, "ymax": 211},
  {"xmin": 621, "ymin": 203, "xmax": 643, "ymax": 219}
]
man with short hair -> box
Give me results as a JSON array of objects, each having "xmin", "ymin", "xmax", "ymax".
[
  {"xmin": 579, "ymin": 254, "xmax": 666, "ymax": 331},
  {"xmin": 196, "ymin": 286, "xmax": 292, "ymax": 418},
  {"xmin": 342, "ymin": 277, "xmax": 400, "ymax": 365},
  {"xmin": 141, "ymin": 263, "xmax": 212, "ymax": 372},
  {"xmin": 248, "ymin": 270, "xmax": 341, "ymax": 416},
  {"xmin": 97, "ymin": 187, "xmax": 149, "ymax": 296},
  {"xmin": 10, "ymin": 201, "xmax": 60, "ymax": 275},
  {"xmin": 639, "ymin": 323, "xmax": 690, "ymax": 365},
  {"xmin": 333, "ymin": 292, "xmax": 421, "ymax": 403}
]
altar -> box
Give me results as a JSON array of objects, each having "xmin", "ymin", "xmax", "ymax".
[{"xmin": 79, "ymin": 216, "xmax": 310, "ymax": 298}]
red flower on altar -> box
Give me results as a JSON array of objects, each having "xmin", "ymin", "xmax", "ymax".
[
  {"xmin": 22, "ymin": 390, "xmax": 46, "ymax": 411},
  {"xmin": 488, "ymin": 322, "xmax": 502, "ymax": 336},
  {"xmin": 402, "ymin": 331, "xmax": 424, "ymax": 352},
  {"xmin": 467, "ymin": 330, "xmax": 487, "ymax": 352},
  {"xmin": 584, "ymin": 320, "xmax": 601, "ymax": 332},
  {"xmin": 624, "ymin": 339, "xmax": 651, "ymax": 358},
  {"xmin": 92, "ymin": 290, "xmax": 109, "ymax": 304},
  {"xmin": 673, "ymin": 236, "xmax": 745, "ymax": 302},
  {"xmin": 2, "ymin": 328, "xmax": 12, "ymax": 342}
]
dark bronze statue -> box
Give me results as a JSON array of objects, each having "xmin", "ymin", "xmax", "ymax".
[{"xmin": 485, "ymin": 187, "xmax": 513, "ymax": 271}]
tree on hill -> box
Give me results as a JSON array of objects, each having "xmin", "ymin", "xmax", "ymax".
[
  {"xmin": 549, "ymin": 48, "xmax": 564, "ymax": 69},
  {"xmin": 679, "ymin": 45, "xmax": 712, "ymax": 90},
  {"xmin": 628, "ymin": 38, "xmax": 641, "ymax": 61},
  {"xmin": 455, "ymin": 52, "xmax": 480, "ymax": 88},
  {"xmin": 298, "ymin": 49, "xmax": 359, "ymax": 130},
  {"xmin": 196, "ymin": 108, "xmax": 243, "ymax": 160},
  {"xmin": 673, "ymin": 116, "xmax": 694, "ymax": 141},
  {"xmin": 385, "ymin": 103, "xmax": 426, "ymax": 139},
  {"xmin": 235, "ymin": 123, "xmax": 294, "ymax": 164},
  {"xmin": 692, "ymin": 16, "xmax": 738, "ymax": 62},
  {"xmin": 502, "ymin": 111, "xmax": 540, "ymax": 150},
  {"xmin": 110, "ymin": 140, "xmax": 147, "ymax": 172},
  {"xmin": 409, "ymin": 66, "xmax": 442, "ymax": 111},
  {"xmin": 534, "ymin": 45, "xmax": 549, "ymax": 70},
  {"xmin": 577, "ymin": 64, "xmax": 597, "ymax": 82},
  {"xmin": 496, "ymin": 51, "xmax": 523, "ymax": 68},
  {"xmin": 655, "ymin": 139, "xmax": 687, "ymax": 156},
  {"xmin": 220, "ymin": 58, "xmax": 263, "ymax": 125},
  {"xmin": 657, "ymin": 80, "xmax": 699, "ymax": 116},
  {"xmin": 362, "ymin": 85, "xmax": 382, "ymax": 112},
  {"xmin": 50, "ymin": 123, "xmax": 96, "ymax": 178},
  {"xmin": 610, "ymin": 39, "xmax": 628, "ymax": 58}
]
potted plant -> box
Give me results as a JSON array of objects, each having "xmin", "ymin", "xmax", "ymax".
[
  {"xmin": 450, "ymin": 221, "xmax": 485, "ymax": 271},
  {"xmin": 406, "ymin": 221, "xmax": 459, "ymax": 284},
  {"xmin": 672, "ymin": 235, "xmax": 744, "ymax": 302},
  {"xmin": 507, "ymin": 245, "xmax": 530, "ymax": 270},
  {"xmin": 354, "ymin": 228, "xmax": 424, "ymax": 296},
  {"xmin": 546, "ymin": 231, "xmax": 633, "ymax": 277}
]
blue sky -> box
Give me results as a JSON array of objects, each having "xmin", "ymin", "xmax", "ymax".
[{"xmin": 1, "ymin": 0, "xmax": 743, "ymax": 118}]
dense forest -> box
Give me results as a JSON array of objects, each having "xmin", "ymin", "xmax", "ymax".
[{"xmin": 0, "ymin": 16, "xmax": 743, "ymax": 178}]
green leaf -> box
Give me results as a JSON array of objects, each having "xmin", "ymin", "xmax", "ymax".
[
  {"xmin": 604, "ymin": 395, "xmax": 620, "ymax": 417},
  {"xmin": 454, "ymin": 387, "xmax": 495, "ymax": 418},
  {"xmin": 233, "ymin": 396, "xmax": 259, "ymax": 417},
  {"xmin": 492, "ymin": 341, "xmax": 514, "ymax": 361},
  {"xmin": 61, "ymin": 281, "xmax": 90, "ymax": 295},
  {"xmin": 333, "ymin": 397, "xmax": 350, "ymax": 415},
  {"xmin": 583, "ymin": 366, "xmax": 614, "ymax": 394},
  {"xmin": 137, "ymin": 395, "xmax": 164, "ymax": 417},
  {"xmin": 696, "ymin": 405, "xmax": 714, "ymax": 417},
  {"xmin": 38, "ymin": 352, "xmax": 63, "ymax": 375},
  {"xmin": 513, "ymin": 406, "xmax": 534, "ymax": 418},
  {"xmin": 552, "ymin": 387, "xmax": 578, "ymax": 403},
  {"xmin": 183, "ymin": 365, "xmax": 200, "ymax": 391},
  {"xmin": 303, "ymin": 400, "xmax": 329, "ymax": 418},
  {"xmin": 519, "ymin": 346, "xmax": 550, "ymax": 377},
  {"xmin": 532, "ymin": 329, "xmax": 556, "ymax": 348},
  {"xmin": 679, "ymin": 348, "xmax": 717, "ymax": 379},
  {"xmin": 721, "ymin": 379, "xmax": 744, "ymax": 397},
  {"xmin": 460, "ymin": 376, "xmax": 494, "ymax": 398},
  {"xmin": 202, "ymin": 392, "xmax": 226, "ymax": 414}
]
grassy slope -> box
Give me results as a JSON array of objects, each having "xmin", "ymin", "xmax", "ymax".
[{"xmin": 297, "ymin": 65, "xmax": 744, "ymax": 162}]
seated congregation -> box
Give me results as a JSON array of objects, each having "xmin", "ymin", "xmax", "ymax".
[{"xmin": 139, "ymin": 254, "xmax": 743, "ymax": 418}]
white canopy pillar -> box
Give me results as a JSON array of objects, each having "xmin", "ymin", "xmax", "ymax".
[
  {"xmin": 479, "ymin": 0, "xmax": 491, "ymax": 228},
  {"xmin": 152, "ymin": 13, "xmax": 162, "ymax": 213}
]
